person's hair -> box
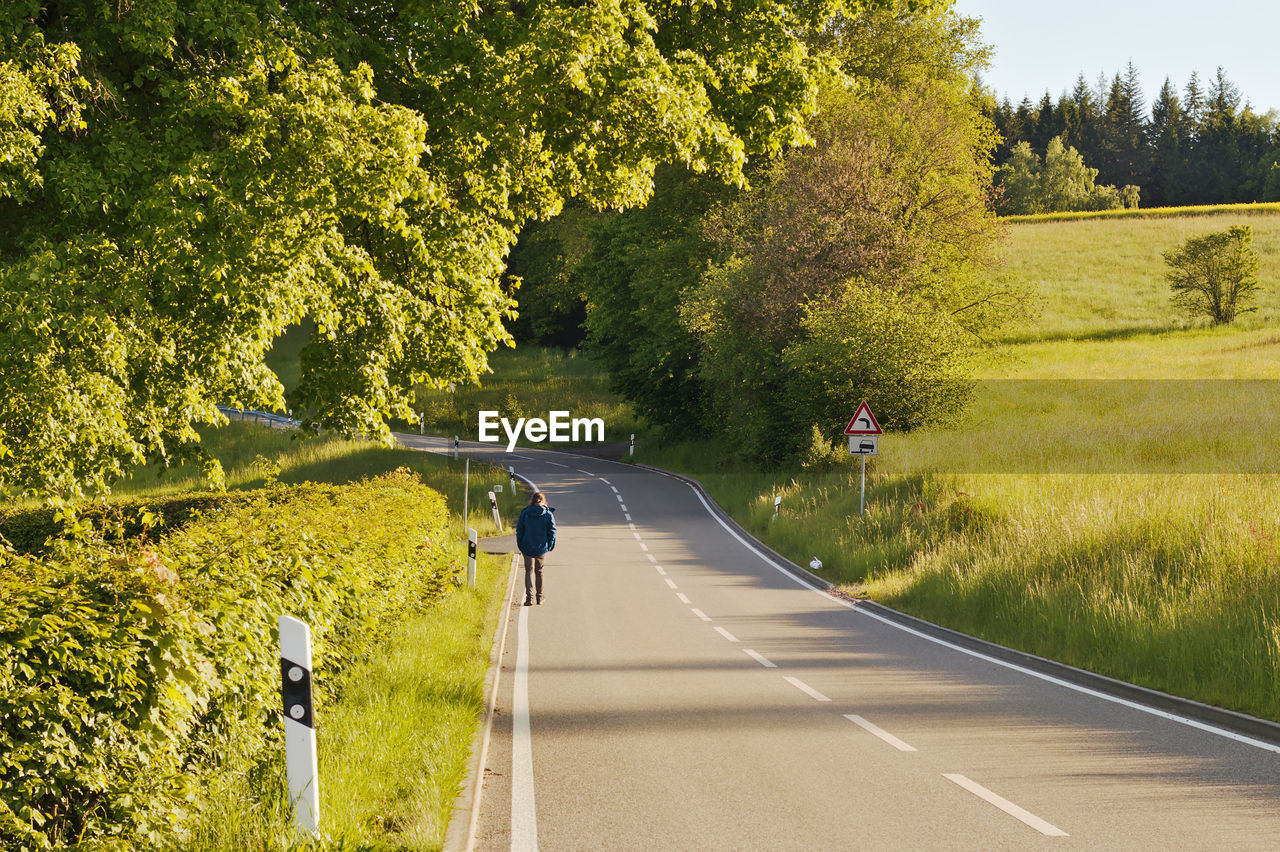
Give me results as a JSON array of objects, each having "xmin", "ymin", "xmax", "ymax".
[{"xmin": 530, "ymin": 491, "xmax": 546, "ymax": 505}]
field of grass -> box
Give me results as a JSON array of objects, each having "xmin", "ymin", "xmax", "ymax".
[
  {"xmin": 641, "ymin": 209, "xmax": 1280, "ymax": 723},
  {"xmin": 411, "ymin": 346, "xmax": 643, "ymax": 444},
  {"xmin": 1000, "ymin": 212, "xmax": 1280, "ymax": 340}
]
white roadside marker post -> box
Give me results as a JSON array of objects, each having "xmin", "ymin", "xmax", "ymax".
[
  {"xmin": 773, "ymin": 495, "xmax": 782, "ymax": 521},
  {"xmin": 419, "ymin": 412, "xmax": 424, "ymax": 435},
  {"xmin": 489, "ymin": 490, "xmax": 502, "ymax": 531},
  {"xmin": 509, "ymin": 465, "xmax": 517, "ymax": 493},
  {"xmin": 279, "ymin": 615, "xmax": 319, "ymax": 838},
  {"xmin": 468, "ymin": 527, "xmax": 478, "ymax": 588},
  {"xmin": 462, "ymin": 458, "xmax": 470, "ymax": 534},
  {"xmin": 453, "ymin": 435, "xmax": 459, "ymax": 458},
  {"xmin": 629, "ymin": 433, "xmax": 635, "ymax": 457}
]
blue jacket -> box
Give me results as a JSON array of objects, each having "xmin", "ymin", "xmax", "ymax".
[{"xmin": 516, "ymin": 504, "xmax": 556, "ymax": 557}]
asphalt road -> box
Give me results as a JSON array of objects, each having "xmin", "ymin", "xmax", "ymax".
[{"xmin": 400, "ymin": 435, "xmax": 1280, "ymax": 850}]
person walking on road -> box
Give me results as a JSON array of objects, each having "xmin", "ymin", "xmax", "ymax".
[{"xmin": 516, "ymin": 491, "xmax": 556, "ymax": 606}]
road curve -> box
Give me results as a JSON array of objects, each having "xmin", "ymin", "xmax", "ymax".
[{"xmin": 400, "ymin": 435, "xmax": 1280, "ymax": 850}]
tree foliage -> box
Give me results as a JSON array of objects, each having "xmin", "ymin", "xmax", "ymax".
[
  {"xmin": 1164, "ymin": 225, "xmax": 1261, "ymax": 324},
  {"xmin": 996, "ymin": 136, "xmax": 1139, "ymax": 215},
  {"xmin": 684, "ymin": 70, "xmax": 1004, "ymax": 459},
  {"xmin": 988, "ymin": 65, "xmax": 1280, "ymax": 208},
  {"xmin": 1, "ymin": 0, "xmax": 869, "ymax": 497}
]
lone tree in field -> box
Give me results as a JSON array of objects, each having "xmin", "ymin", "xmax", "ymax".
[{"xmin": 1164, "ymin": 225, "xmax": 1261, "ymax": 324}]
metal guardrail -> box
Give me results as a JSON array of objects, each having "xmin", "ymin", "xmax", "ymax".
[{"xmin": 217, "ymin": 406, "xmax": 300, "ymax": 430}]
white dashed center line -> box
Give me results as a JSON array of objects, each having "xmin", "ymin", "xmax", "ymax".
[
  {"xmin": 624, "ymin": 513, "xmax": 632, "ymax": 521},
  {"xmin": 632, "ymin": 531, "xmax": 642, "ymax": 540},
  {"xmin": 844, "ymin": 715, "xmax": 917, "ymax": 752},
  {"xmin": 655, "ymin": 566, "xmax": 666, "ymax": 575},
  {"xmin": 714, "ymin": 626, "xmax": 739, "ymax": 643},
  {"xmin": 691, "ymin": 608, "xmax": 711, "ymax": 622},
  {"xmin": 639, "ymin": 543, "xmax": 648, "ymax": 552},
  {"xmin": 743, "ymin": 649, "xmax": 776, "ymax": 668},
  {"xmin": 784, "ymin": 676, "xmax": 830, "ymax": 702},
  {"xmin": 664, "ymin": 578, "xmax": 677, "ymax": 590},
  {"xmin": 676, "ymin": 593, "xmax": 691, "ymax": 605},
  {"xmin": 545, "ymin": 461, "xmax": 569, "ymax": 468},
  {"xmin": 943, "ymin": 774, "xmax": 1068, "ymax": 837},
  {"xmin": 646, "ymin": 554, "xmax": 657, "ymax": 563}
]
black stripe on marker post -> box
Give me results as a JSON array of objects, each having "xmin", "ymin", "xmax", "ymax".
[{"xmin": 281, "ymin": 657, "xmax": 314, "ymax": 729}]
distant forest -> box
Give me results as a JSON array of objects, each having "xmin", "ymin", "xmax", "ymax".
[{"xmin": 986, "ymin": 64, "xmax": 1280, "ymax": 209}]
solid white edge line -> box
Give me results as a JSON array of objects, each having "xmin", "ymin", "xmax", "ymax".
[
  {"xmin": 943, "ymin": 773, "xmax": 1068, "ymax": 837},
  {"xmin": 714, "ymin": 626, "xmax": 739, "ymax": 643},
  {"xmin": 744, "ymin": 649, "xmax": 776, "ymax": 668},
  {"xmin": 511, "ymin": 607, "xmax": 537, "ymax": 850},
  {"xmin": 664, "ymin": 578, "xmax": 677, "ymax": 590},
  {"xmin": 668, "ymin": 475, "xmax": 1280, "ymax": 756},
  {"xmin": 677, "ymin": 593, "xmax": 691, "ymax": 605},
  {"xmin": 598, "ymin": 478, "xmax": 610, "ymax": 485},
  {"xmin": 691, "ymin": 608, "xmax": 712, "ymax": 622},
  {"xmin": 844, "ymin": 714, "xmax": 917, "ymax": 752},
  {"xmin": 784, "ymin": 676, "xmax": 831, "ymax": 702},
  {"xmin": 456, "ymin": 553, "xmax": 521, "ymax": 852}
]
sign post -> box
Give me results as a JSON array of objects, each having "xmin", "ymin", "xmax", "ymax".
[
  {"xmin": 844, "ymin": 402, "xmax": 883, "ymax": 517},
  {"xmin": 279, "ymin": 616, "xmax": 319, "ymax": 838}
]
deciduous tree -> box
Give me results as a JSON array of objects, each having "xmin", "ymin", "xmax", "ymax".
[
  {"xmin": 1164, "ymin": 225, "xmax": 1261, "ymax": 324},
  {"xmin": 1, "ymin": 0, "xmax": 880, "ymax": 497}
]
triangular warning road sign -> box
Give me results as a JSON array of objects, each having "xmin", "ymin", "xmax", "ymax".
[{"xmin": 843, "ymin": 401, "xmax": 883, "ymax": 436}]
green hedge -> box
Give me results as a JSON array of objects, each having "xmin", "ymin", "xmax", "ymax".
[
  {"xmin": 0, "ymin": 470, "xmax": 460, "ymax": 849},
  {"xmin": 0, "ymin": 493, "xmax": 257, "ymax": 556}
]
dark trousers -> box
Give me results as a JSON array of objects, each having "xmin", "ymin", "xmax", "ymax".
[{"xmin": 523, "ymin": 554, "xmax": 545, "ymax": 598}]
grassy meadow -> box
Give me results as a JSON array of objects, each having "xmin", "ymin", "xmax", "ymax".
[
  {"xmin": 1000, "ymin": 212, "xmax": 1280, "ymax": 340},
  {"xmin": 411, "ymin": 345, "xmax": 644, "ymax": 444},
  {"xmin": 642, "ymin": 209, "xmax": 1280, "ymax": 722}
]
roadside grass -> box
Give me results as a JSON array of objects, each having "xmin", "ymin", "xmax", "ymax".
[
  {"xmin": 188, "ymin": 549, "xmax": 511, "ymax": 851},
  {"xmin": 999, "ymin": 211, "xmax": 1280, "ymax": 340},
  {"xmin": 112, "ymin": 421, "xmax": 521, "ymax": 848},
  {"xmin": 114, "ymin": 422, "xmax": 527, "ymax": 535},
  {"xmin": 639, "ymin": 276, "xmax": 1280, "ymax": 722},
  {"xmin": 411, "ymin": 346, "xmax": 643, "ymax": 444}
]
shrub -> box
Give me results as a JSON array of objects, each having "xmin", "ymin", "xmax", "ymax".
[
  {"xmin": 0, "ymin": 470, "xmax": 459, "ymax": 849},
  {"xmin": 1164, "ymin": 224, "xmax": 1261, "ymax": 324}
]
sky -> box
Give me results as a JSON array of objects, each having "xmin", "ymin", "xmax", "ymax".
[{"xmin": 950, "ymin": 0, "xmax": 1280, "ymax": 116}]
